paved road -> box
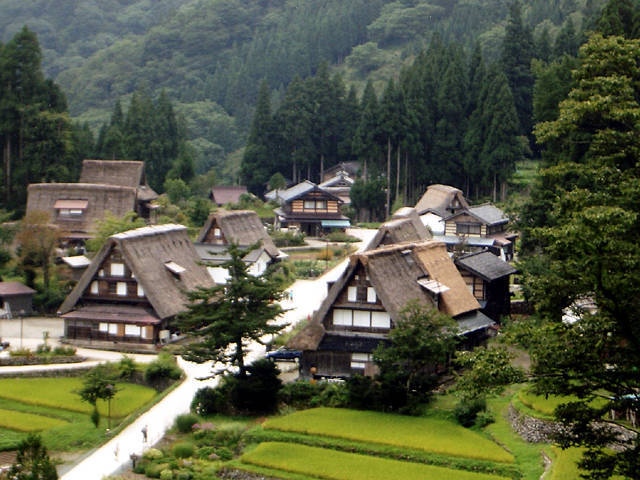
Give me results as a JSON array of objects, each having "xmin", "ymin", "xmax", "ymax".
[{"xmin": 0, "ymin": 228, "xmax": 376, "ymax": 479}]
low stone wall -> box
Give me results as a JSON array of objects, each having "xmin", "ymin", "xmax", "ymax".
[
  {"xmin": 0, "ymin": 355, "xmax": 85, "ymax": 367},
  {"xmin": 508, "ymin": 403, "xmax": 562, "ymax": 443},
  {"xmin": 509, "ymin": 403, "xmax": 637, "ymax": 450}
]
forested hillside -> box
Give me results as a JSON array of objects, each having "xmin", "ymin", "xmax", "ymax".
[{"xmin": 0, "ymin": 0, "xmax": 606, "ymax": 187}]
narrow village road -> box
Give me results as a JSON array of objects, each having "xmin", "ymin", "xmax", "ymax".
[{"xmin": 2, "ymin": 228, "xmax": 376, "ymax": 479}]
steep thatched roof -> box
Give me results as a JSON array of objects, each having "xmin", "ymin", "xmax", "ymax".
[
  {"xmin": 289, "ymin": 240, "xmax": 482, "ymax": 351},
  {"xmin": 368, "ymin": 207, "xmax": 431, "ymax": 250},
  {"xmin": 80, "ymin": 159, "xmax": 146, "ymax": 188},
  {"xmin": 209, "ymin": 186, "xmax": 248, "ymax": 206},
  {"xmin": 27, "ymin": 183, "xmax": 138, "ymax": 237},
  {"xmin": 59, "ymin": 224, "xmax": 214, "ymax": 320},
  {"xmin": 413, "ymin": 242, "xmax": 480, "ymax": 317},
  {"xmin": 196, "ymin": 210, "xmax": 280, "ymax": 259},
  {"xmin": 414, "ymin": 184, "xmax": 469, "ymax": 217},
  {"xmin": 80, "ymin": 159, "xmax": 158, "ymax": 202}
]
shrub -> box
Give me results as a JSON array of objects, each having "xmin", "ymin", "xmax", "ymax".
[
  {"xmin": 159, "ymin": 468, "xmax": 174, "ymax": 480},
  {"xmin": 172, "ymin": 442, "xmax": 195, "ymax": 459},
  {"xmin": 36, "ymin": 343, "xmax": 52, "ymax": 354},
  {"xmin": 232, "ymin": 359, "xmax": 282, "ymax": 415},
  {"xmin": 454, "ymin": 397, "xmax": 487, "ymax": 427},
  {"xmin": 143, "ymin": 448, "xmax": 164, "ymax": 460},
  {"xmin": 474, "ymin": 409, "xmax": 495, "ymax": 428},
  {"xmin": 195, "ymin": 446, "xmax": 216, "ymax": 460},
  {"xmin": 292, "ymin": 260, "xmax": 323, "ymax": 278},
  {"xmin": 213, "ymin": 446, "xmax": 233, "ymax": 461},
  {"xmin": 279, "ymin": 380, "xmax": 349, "ymax": 410},
  {"xmin": 271, "ymin": 230, "xmax": 305, "ymax": 247},
  {"xmin": 9, "ymin": 347, "xmax": 33, "ymax": 358},
  {"xmin": 52, "ymin": 345, "xmax": 77, "ymax": 356},
  {"xmin": 326, "ymin": 231, "xmax": 360, "ymax": 243},
  {"xmin": 145, "ymin": 353, "xmax": 182, "ymax": 390},
  {"xmin": 175, "ymin": 414, "xmax": 200, "ymax": 434},
  {"xmin": 145, "ymin": 462, "xmax": 169, "ymax": 478},
  {"xmin": 191, "ymin": 386, "xmax": 228, "ymax": 416},
  {"xmin": 116, "ymin": 355, "xmax": 137, "ymax": 380}
]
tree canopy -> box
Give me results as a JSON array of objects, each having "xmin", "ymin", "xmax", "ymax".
[
  {"xmin": 178, "ymin": 244, "xmax": 286, "ymax": 377},
  {"xmin": 519, "ymin": 32, "xmax": 640, "ymax": 479}
]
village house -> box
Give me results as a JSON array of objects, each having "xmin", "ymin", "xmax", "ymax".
[
  {"xmin": 288, "ymin": 240, "xmax": 495, "ymax": 379},
  {"xmin": 454, "ymin": 250, "xmax": 517, "ymax": 320},
  {"xmin": 270, "ymin": 180, "xmax": 350, "ymax": 235},
  {"xmin": 366, "ymin": 207, "xmax": 431, "ymax": 250},
  {"xmin": 321, "ymin": 161, "xmax": 361, "ymax": 183},
  {"xmin": 26, "ymin": 160, "xmax": 158, "ymax": 244},
  {"xmin": 193, "ymin": 209, "xmax": 286, "ymax": 282},
  {"xmin": 414, "ymin": 184, "xmax": 517, "ymax": 261},
  {"xmin": 209, "ymin": 185, "xmax": 248, "ymax": 207},
  {"xmin": 58, "ymin": 224, "xmax": 214, "ymax": 351},
  {"xmin": 318, "ymin": 169, "xmax": 355, "ymax": 206},
  {"xmin": 0, "ymin": 281, "xmax": 36, "ymax": 318},
  {"xmin": 414, "ymin": 184, "xmax": 469, "ymax": 235}
]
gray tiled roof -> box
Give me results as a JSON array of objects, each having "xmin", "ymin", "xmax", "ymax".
[{"xmin": 455, "ymin": 251, "xmax": 517, "ymax": 281}]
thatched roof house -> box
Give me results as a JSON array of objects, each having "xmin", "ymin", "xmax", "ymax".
[
  {"xmin": 59, "ymin": 224, "xmax": 214, "ymax": 351},
  {"xmin": 209, "ymin": 186, "xmax": 248, "ymax": 206},
  {"xmin": 26, "ymin": 160, "xmax": 158, "ymax": 242},
  {"xmin": 194, "ymin": 210, "xmax": 285, "ymax": 279},
  {"xmin": 27, "ymin": 183, "xmax": 138, "ymax": 241},
  {"xmin": 415, "ymin": 184, "xmax": 469, "ymax": 217},
  {"xmin": 289, "ymin": 240, "xmax": 493, "ymax": 378},
  {"xmin": 367, "ymin": 207, "xmax": 432, "ymax": 250}
]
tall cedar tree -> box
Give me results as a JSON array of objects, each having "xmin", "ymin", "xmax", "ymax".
[
  {"xmin": 0, "ymin": 27, "xmax": 75, "ymax": 212},
  {"xmin": 178, "ymin": 244, "xmax": 286, "ymax": 377},
  {"xmin": 273, "ymin": 75, "xmax": 315, "ymax": 185},
  {"xmin": 241, "ymin": 80, "xmax": 274, "ymax": 196},
  {"xmin": 521, "ymin": 33, "xmax": 640, "ymax": 479},
  {"xmin": 501, "ymin": 1, "xmax": 533, "ymax": 143}
]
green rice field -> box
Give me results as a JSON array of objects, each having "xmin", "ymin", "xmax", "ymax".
[
  {"xmin": 0, "ymin": 376, "xmax": 157, "ymax": 452},
  {"xmin": 0, "ymin": 377, "xmax": 155, "ymax": 417},
  {"xmin": 242, "ymin": 442, "xmax": 512, "ymax": 480},
  {"xmin": 263, "ymin": 407, "xmax": 514, "ymax": 463}
]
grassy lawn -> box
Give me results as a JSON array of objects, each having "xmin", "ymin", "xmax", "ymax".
[
  {"xmin": 241, "ymin": 442, "xmax": 512, "ymax": 480},
  {"xmin": 0, "ymin": 377, "xmax": 157, "ymax": 452},
  {"xmin": 263, "ymin": 407, "xmax": 514, "ymax": 463}
]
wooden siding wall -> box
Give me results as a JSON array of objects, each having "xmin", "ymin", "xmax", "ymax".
[
  {"xmin": 459, "ymin": 271, "xmax": 486, "ymax": 300},
  {"xmin": 83, "ymin": 249, "xmax": 150, "ymax": 305},
  {"xmin": 289, "ymin": 192, "xmax": 340, "ymax": 214},
  {"xmin": 302, "ymin": 351, "xmax": 351, "ymax": 378},
  {"xmin": 325, "ymin": 265, "xmax": 388, "ymax": 333},
  {"xmin": 65, "ymin": 319, "xmax": 157, "ymax": 344},
  {"xmin": 202, "ymin": 223, "xmax": 225, "ymax": 244},
  {"xmin": 445, "ymin": 216, "xmax": 487, "ymax": 237}
]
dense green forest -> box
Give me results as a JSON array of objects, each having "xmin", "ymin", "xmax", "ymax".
[{"xmin": 0, "ymin": 0, "xmax": 608, "ymax": 194}]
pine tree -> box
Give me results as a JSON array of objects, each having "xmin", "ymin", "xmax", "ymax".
[{"xmin": 178, "ymin": 244, "xmax": 286, "ymax": 377}]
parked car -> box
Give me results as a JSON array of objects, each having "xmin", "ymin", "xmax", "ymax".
[{"xmin": 266, "ymin": 347, "xmax": 301, "ymax": 362}]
